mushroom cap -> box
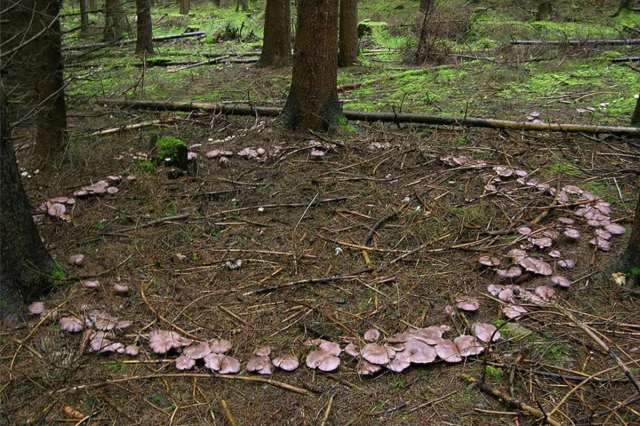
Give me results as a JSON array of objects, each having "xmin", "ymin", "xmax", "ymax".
[
  {"xmin": 478, "ymin": 255, "xmax": 501, "ymax": 267},
  {"xmin": 218, "ymin": 356, "xmax": 241, "ymax": 374},
  {"xmin": 208, "ymin": 339, "xmax": 232, "ymax": 354},
  {"xmin": 535, "ymin": 285, "xmax": 555, "ymax": 301},
  {"xmin": 204, "ymin": 353, "xmax": 224, "ymax": 371},
  {"xmin": 518, "ymin": 257, "xmax": 552, "ymax": 276},
  {"xmin": 530, "ymin": 237, "xmax": 553, "ymax": 249},
  {"xmin": 183, "ymin": 342, "xmax": 212, "ymax": 359},
  {"xmin": 68, "ymin": 254, "xmax": 85, "ymax": 266},
  {"xmin": 48, "ymin": 203, "xmax": 66, "ymax": 218},
  {"xmin": 497, "ymin": 288, "xmax": 515, "ymax": 302},
  {"xmin": 507, "ymin": 249, "xmax": 527, "ymax": 261},
  {"xmin": 305, "ymin": 349, "xmax": 341, "ymax": 372},
  {"xmin": 125, "ymin": 345, "xmax": 140, "ymax": 356},
  {"xmin": 605, "ymin": 223, "xmax": 625, "ymax": 235},
  {"xmin": 595, "ymin": 229, "xmax": 612, "ymax": 240},
  {"xmin": 272, "ymin": 354, "xmax": 300, "ymax": 372},
  {"xmin": 253, "ymin": 346, "xmax": 272, "ymax": 357},
  {"xmin": 112, "ymin": 284, "xmax": 129, "ymax": 295},
  {"xmin": 472, "ymin": 323, "xmax": 501, "ymax": 343},
  {"xmin": 455, "ymin": 335, "xmax": 484, "ymax": 357},
  {"xmin": 558, "ymin": 259, "xmax": 576, "ymax": 269},
  {"xmin": 411, "ymin": 326, "xmax": 447, "ymax": 345},
  {"xmin": 487, "ymin": 285, "xmax": 503, "ymax": 297},
  {"xmin": 82, "ymin": 280, "xmax": 100, "ymax": 289},
  {"xmin": 246, "ymin": 356, "xmax": 273, "ymax": 375},
  {"xmin": 455, "ymin": 296, "xmax": 480, "ymax": 312},
  {"xmin": 344, "ymin": 343, "xmax": 360, "ymax": 357},
  {"xmin": 563, "ymin": 228, "xmax": 581, "ymax": 240},
  {"xmin": 361, "ymin": 343, "xmax": 392, "ymax": 365},
  {"xmin": 517, "ymin": 226, "xmax": 532, "ymax": 236},
  {"xmin": 590, "ymin": 237, "xmax": 611, "ymax": 251},
  {"xmin": 60, "ymin": 316, "xmax": 83, "ymax": 333},
  {"xmin": 502, "ymin": 304, "xmax": 527, "ymax": 319},
  {"xmin": 28, "ymin": 301, "xmax": 45, "ymax": 315},
  {"xmin": 435, "ymin": 340, "xmax": 462, "ymax": 363},
  {"xmin": 363, "ymin": 328, "xmax": 381, "ymax": 342},
  {"xmin": 548, "ymin": 250, "xmax": 562, "ymax": 258},
  {"xmin": 496, "ymin": 267, "xmax": 522, "ymax": 279},
  {"xmin": 403, "ymin": 339, "xmax": 436, "ymax": 364},
  {"xmin": 358, "ymin": 360, "xmax": 383, "ymax": 376},
  {"xmin": 386, "ymin": 351, "xmax": 412, "ymax": 373},
  {"xmin": 551, "ymin": 275, "xmax": 571, "ymax": 288},
  {"xmin": 175, "ymin": 355, "xmax": 196, "ymax": 371},
  {"xmin": 148, "ymin": 330, "xmax": 193, "ymax": 354},
  {"xmin": 87, "ymin": 331, "xmax": 123, "ymax": 353},
  {"xmin": 305, "ymin": 339, "xmax": 342, "ymax": 356}
]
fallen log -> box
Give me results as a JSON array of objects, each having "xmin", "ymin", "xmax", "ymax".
[
  {"xmin": 62, "ymin": 31, "xmax": 205, "ymax": 51},
  {"xmin": 511, "ymin": 38, "xmax": 640, "ymax": 46},
  {"xmin": 98, "ymin": 99, "xmax": 640, "ymax": 136},
  {"xmin": 611, "ymin": 56, "xmax": 640, "ymax": 63}
]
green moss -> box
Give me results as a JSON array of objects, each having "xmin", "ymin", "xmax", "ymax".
[
  {"xmin": 484, "ymin": 365, "xmax": 504, "ymax": 380},
  {"xmin": 545, "ymin": 160, "xmax": 582, "ymax": 177},
  {"xmin": 449, "ymin": 204, "xmax": 489, "ymax": 227},
  {"xmin": 154, "ymin": 136, "xmax": 187, "ymax": 164},
  {"xmin": 138, "ymin": 159, "xmax": 156, "ymax": 173},
  {"xmin": 49, "ymin": 261, "xmax": 66, "ymax": 283},
  {"xmin": 492, "ymin": 319, "xmax": 533, "ymax": 341},
  {"xmin": 537, "ymin": 343, "xmax": 571, "ymax": 363},
  {"xmin": 582, "ymin": 181, "xmax": 618, "ymax": 203}
]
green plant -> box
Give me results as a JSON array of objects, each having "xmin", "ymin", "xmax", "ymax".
[
  {"xmin": 49, "ymin": 261, "xmax": 66, "ymax": 282},
  {"xmin": 154, "ymin": 136, "xmax": 187, "ymax": 164},
  {"xmin": 138, "ymin": 159, "xmax": 156, "ymax": 173},
  {"xmin": 484, "ymin": 365, "xmax": 503, "ymax": 380}
]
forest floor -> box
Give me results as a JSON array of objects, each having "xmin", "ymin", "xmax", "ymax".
[{"xmin": 3, "ymin": 0, "xmax": 640, "ymax": 425}]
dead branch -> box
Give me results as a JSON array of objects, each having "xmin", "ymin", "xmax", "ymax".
[
  {"xmin": 243, "ymin": 268, "xmax": 373, "ymax": 295},
  {"xmin": 511, "ymin": 38, "xmax": 640, "ymax": 46},
  {"xmin": 89, "ymin": 118, "xmax": 177, "ymax": 136},
  {"xmin": 99, "ymin": 99, "xmax": 640, "ymax": 136},
  {"xmin": 62, "ymin": 31, "xmax": 205, "ymax": 51}
]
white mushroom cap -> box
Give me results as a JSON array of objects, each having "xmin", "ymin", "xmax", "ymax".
[
  {"xmin": 361, "ymin": 343, "xmax": 392, "ymax": 365},
  {"xmin": 28, "ymin": 301, "xmax": 45, "ymax": 315},
  {"xmin": 208, "ymin": 339, "xmax": 232, "ymax": 354},
  {"xmin": 305, "ymin": 349, "xmax": 340, "ymax": 372},
  {"xmin": 272, "ymin": 354, "xmax": 300, "ymax": 372},
  {"xmin": 60, "ymin": 316, "xmax": 83, "ymax": 333},
  {"xmin": 246, "ymin": 356, "xmax": 273, "ymax": 375},
  {"xmin": 435, "ymin": 340, "xmax": 462, "ymax": 363},
  {"xmin": 175, "ymin": 355, "xmax": 196, "ymax": 370},
  {"xmin": 218, "ymin": 356, "xmax": 241, "ymax": 374},
  {"xmin": 363, "ymin": 328, "xmax": 381, "ymax": 342},
  {"xmin": 472, "ymin": 323, "xmax": 501, "ymax": 343},
  {"xmin": 183, "ymin": 342, "xmax": 212, "ymax": 359}
]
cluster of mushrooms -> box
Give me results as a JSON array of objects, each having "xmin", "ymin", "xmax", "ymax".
[{"xmin": 203, "ymin": 145, "xmax": 284, "ymax": 163}]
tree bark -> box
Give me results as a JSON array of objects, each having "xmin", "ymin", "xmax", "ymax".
[
  {"xmin": 338, "ymin": 0, "xmax": 358, "ymax": 66},
  {"xmin": 536, "ymin": 0, "xmax": 552, "ymax": 20},
  {"xmin": 283, "ymin": 0, "xmax": 340, "ymax": 131},
  {"xmin": 179, "ymin": 0, "xmax": 190, "ymax": 14},
  {"xmin": 236, "ymin": 0, "xmax": 248, "ymax": 11},
  {"xmin": 414, "ymin": 0, "xmax": 434, "ymax": 64},
  {"xmin": 622, "ymin": 193, "xmax": 640, "ymax": 283},
  {"xmin": 614, "ymin": 0, "xmax": 634, "ymax": 17},
  {"xmin": 104, "ymin": 0, "xmax": 126, "ymax": 41},
  {"xmin": 88, "ymin": 0, "xmax": 98, "ymax": 12},
  {"xmin": 259, "ymin": 0, "xmax": 291, "ymax": 67},
  {"xmin": 136, "ymin": 0, "xmax": 154, "ymax": 54},
  {"xmin": 632, "ymin": 95, "xmax": 640, "ymax": 127},
  {"xmin": 0, "ymin": 91, "xmax": 53, "ymax": 326},
  {"xmin": 80, "ymin": 0, "xmax": 90, "ymax": 33}
]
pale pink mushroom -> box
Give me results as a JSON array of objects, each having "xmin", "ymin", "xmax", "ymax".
[
  {"xmin": 358, "ymin": 360, "xmax": 383, "ymax": 376},
  {"xmin": 472, "ymin": 323, "xmax": 501, "ymax": 343},
  {"xmin": 507, "ymin": 248, "xmax": 527, "ymax": 261},
  {"xmin": 305, "ymin": 350, "xmax": 340, "ymax": 372},
  {"xmin": 411, "ymin": 326, "xmax": 448, "ymax": 345},
  {"xmin": 548, "ymin": 250, "xmax": 561, "ymax": 258},
  {"xmin": 496, "ymin": 267, "xmax": 522, "ymax": 279},
  {"xmin": 125, "ymin": 345, "xmax": 140, "ymax": 356},
  {"xmin": 112, "ymin": 284, "xmax": 129, "ymax": 295},
  {"xmin": 60, "ymin": 316, "xmax": 83, "ymax": 332},
  {"xmin": 590, "ymin": 238, "xmax": 611, "ymax": 251},
  {"xmin": 605, "ymin": 223, "xmax": 625, "ymax": 235},
  {"xmin": 148, "ymin": 330, "xmax": 193, "ymax": 354},
  {"xmin": 517, "ymin": 226, "xmax": 532, "ymax": 236},
  {"xmin": 551, "ymin": 275, "xmax": 571, "ymax": 288},
  {"xmin": 487, "ymin": 284, "xmax": 503, "ymax": 297},
  {"xmin": 218, "ymin": 356, "xmax": 241, "ymax": 374},
  {"xmin": 184, "ymin": 342, "xmax": 212, "ymax": 359},
  {"xmin": 344, "ymin": 343, "xmax": 360, "ymax": 357},
  {"xmin": 530, "ymin": 237, "xmax": 553, "ymax": 249},
  {"xmin": 28, "ymin": 301, "xmax": 45, "ymax": 315},
  {"xmin": 82, "ymin": 280, "xmax": 100, "ymax": 289},
  {"xmin": 68, "ymin": 254, "xmax": 85, "ymax": 266},
  {"xmin": 502, "ymin": 304, "xmax": 527, "ymax": 319},
  {"xmin": 558, "ymin": 259, "xmax": 575, "ymax": 269},
  {"xmin": 208, "ymin": 339, "xmax": 232, "ymax": 353},
  {"xmin": 403, "ymin": 339, "xmax": 436, "ymax": 364},
  {"xmin": 518, "ymin": 257, "xmax": 552, "ymax": 276},
  {"xmin": 363, "ymin": 328, "xmax": 381, "ymax": 342},
  {"xmin": 246, "ymin": 356, "xmax": 273, "ymax": 375},
  {"xmin": 494, "ymin": 166, "xmax": 513, "ymax": 177},
  {"xmin": 498, "ymin": 288, "xmax": 515, "ymax": 302},
  {"xmin": 48, "ymin": 203, "xmax": 66, "ymax": 218},
  {"xmin": 204, "ymin": 353, "xmax": 224, "ymax": 371},
  {"xmin": 558, "ymin": 217, "xmax": 575, "ymax": 225},
  {"xmin": 305, "ymin": 339, "xmax": 342, "ymax": 356},
  {"xmin": 595, "ymin": 229, "xmax": 612, "ymax": 240},
  {"xmin": 175, "ymin": 355, "xmax": 196, "ymax": 370},
  {"xmin": 455, "ymin": 335, "xmax": 484, "ymax": 357},
  {"xmin": 272, "ymin": 355, "xmax": 300, "ymax": 372},
  {"xmin": 386, "ymin": 351, "xmax": 411, "ymax": 373},
  {"xmin": 254, "ymin": 346, "xmax": 272, "ymax": 357},
  {"xmin": 361, "ymin": 343, "xmax": 392, "ymax": 365},
  {"xmin": 455, "ymin": 296, "xmax": 480, "ymax": 312},
  {"xmin": 107, "ymin": 187, "xmax": 119, "ymax": 194},
  {"xmin": 563, "ymin": 228, "xmax": 581, "ymax": 240},
  {"xmin": 435, "ymin": 340, "xmax": 462, "ymax": 363},
  {"xmin": 478, "ymin": 255, "xmax": 501, "ymax": 267}
]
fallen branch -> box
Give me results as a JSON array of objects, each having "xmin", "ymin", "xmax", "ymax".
[
  {"xmin": 219, "ymin": 400, "xmax": 238, "ymax": 426},
  {"xmin": 62, "ymin": 31, "xmax": 205, "ymax": 51},
  {"xmin": 337, "ymin": 68, "xmax": 431, "ymax": 93},
  {"xmin": 168, "ymin": 56, "xmax": 259, "ymax": 73},
  {"xmin": 461, "ymin": 375, "xmax": 561, "ymax": 426},
  {"xmin": 110, "ymin": 213, "xmax": 190, "ymax": 233},
  {"xmin": 89, "ymin": 118, "xmax": 177, "ymax": 136},
  {"xmin": 99, "ymin": 99, "xmax": 640, "ymax": 136},
  {"xmin": 611, "ymin": 56, "xmax": 640, "ymax": 63},
  {"xmin": 511, "ymin": 38, "xmax": 640, "ymax": 46},
  {"xmin": 243, "ymin": 268, "xmax": 373, "ymax": 295},
  {"xmin": 54, "ymin": 373, "xmax": 313, "ymax": 396}
]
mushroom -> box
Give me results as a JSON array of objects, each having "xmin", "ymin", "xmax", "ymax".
[
  {"xmin": 548, "ymin": 250, "xmax": 561, "ymax": 258},
  {"xmin": 502, "ymin": 304, "xmax": 527, "ymax": 320},
  {"xmin": 218, "ymin": 356, "xmax": 241, "ymax": 374},
  {"xmin": 48, "ymin": 203, "xmax": 66, "ymax": 219},
  {"xmin": 605, "ymin": 223, "xmax": 625, "ymax": 235},
  {"xmin": 595, "ymin": 229, "xmax": 612, "ymax": 240},
  {"xmin": 455, "ymin": 296, "xmax": 480, "ymax": 312},
  {"xmin": 246, "ymin": 356, "xmax": 273, "ymax": 375},
  {"xmin": 558, "ymin": 259, "xmax": 575, "ymax": 269},
  {"xmin": 82, "ymin": 280, "xmax": 100, "ymax": 289},
  {"xmin": 208, "ymin": 339, "xmax": 232, "ymax": 354},
  {"xmin": 358, "ymin": 360, "xmax": 383, "ymax": 376},
  {"xmin": 411, "ymin": 326, "xmax": 448, "ymax": 345},
  {"xmin": 496, "ymin": 267, "xmax": 522, "ymax": 279},
  {"xmin": 478, "ymin": 255, "xmax": 501, "ymax": 267},
  {"xmin": 517, "ymin": 226, "xmax": 532, "ymax": 236},
  {"xmin": 535, "ymin": 285, "xmax": 555, "ymax": 301},
  {"xmin": 148, "ymin": 330, "xmax": 193, "ymax": 354},
  {"xmin": 28, "ymin": 301, "xmax": 45, "ymax": 315},
  {"xmin": 175, "ymin": 355, "xmax": 196, "ymax": 371},
  {"xmin": 454, "ymin": 335, "xmax": 484, "ymax": 357},
  {"xmin": 253, "ymin": 346, "xmax": 271, "ymax": 357},
  {"xmin": 112, "ymin": 284, "xmax": 129, "ymax": 295},
  {"xmin": 386, "ymin": 351, "xmax": 411, "ymax": 373},
  {"xmin": 305, "ymin": 339, "xmax": 342, "ymax": 356},
  {"xmin": 305, "ymin": 350, "xmax": 340, "ymax": 372},
  {"xmin": 363, "ymin": 328, "xmax": 381, "ymax": 342},
  {"xmin": 551, "ymin": 275, "xmax": 571, "ymax": 288},
  {"xmin": 60, "ymin": 316, "xmax": 83, "ymax": 333},
  {"xmin": 435, "ymin": 340, "xmax": 462, "ymax": 363},
  {"xmin": 68, "ymin": 254, "xmax": 85, "ymax": 266},
  {"xmin": 402, "ymin": 339, "xmax": 436, "ymax": 364},
  {"xmin": 590, "ymin": 238, "xmax": 611, "ymax": 252},
  {"xmin": 344, "ymin": 343, "xmax": 360, "ymax": 357},
  {"xmin": 518, "ymin": 257, "xmax": 552, "ymax": 276},
  {"xmin": 563, "ymin": 228, "xmax": 581, "ymax": 240},
  {"xmin": 183, "ymin": 342, "xmax": 212, "ymax": 359},
  {"xmin": 204, "ymin": 353, "xmax": 224, "ymax": 371},
  {"xmin": 361, "ymin": 343, "xmax": 392, "ymax": 365},
  {"xmin": 125, "ymin": 345, "xmax": 140, "ymax": 356},
  {"xmin": 272, "ymin": 354, "xmax": 300, "ymax": 372},
  {"xmin": 530, "ymin": 237, "xmax": 553, "ymax": 249},
  {"xmin": 472, "ymin": 323, "xmax": 501, "ymax": 343}
]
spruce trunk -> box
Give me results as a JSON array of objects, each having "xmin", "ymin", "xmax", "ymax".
[
  {"xmin": 259, "ymin": 0, "xmax": 291, "ymax": 67},
  {"xmin": 136, "ymin": 0, "xmax": 154, "ymax": 54},
  {"xmin": 338, "ymin": 0, "xmax": 358, "ymax": 66}
]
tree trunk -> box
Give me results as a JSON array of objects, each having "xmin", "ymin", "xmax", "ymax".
[
  {"xmin": 259, "ymin": 0, "xmax": 291, "ymax": 67},
  {"xmin": 614, "ymin": 0, "xmax": 634, "ymax": 16},
  {"xmin": 414, "ymin": 0, "xmax": 434, "ymax": 64},
  {"xmin": 80, "ymin": 0, "xmax": 90, "ymax": 33},
  {"xmin": 212, "ymin": 0, "xmax": 221, "ymax": 6},
  {"xmin": 622, "ymin": 193, "xmax": 640, "ymax": 283},
  {"xmin": 88, "ymin": 0, "xmax": 98, "ymax": 12},
  {"xmin": 632, "ymin": 95, "xmax": 640, "ymax": 127},
  {"xmin": 236, "ymin": 0, "xmax": 248, "ymax": 11},
  {"xmin": 283, "ymin": 0, "xmax": 340, "ymax": 131},
  {"xmin": 536, "ymin": 0, "xmax": 552, "ymax": 20},
  {"xmin": 0, "ymin": 91, "xmax": 53, "ymax": 326},
  {"xmin": 338, "ymin": 0, "xmax": 358, "ymax": 66},
  {"xmin": 136, "ymin": 0, "xmax": 154, "ymax": 54},
  {"xmin": 35, "ymin": 0, "xmax": 68, "ymax": 162},
  {"xmin": 104, "ymin": 0, "xmax": 126, "ymax": 41},
  {"xmin": 179, "ymin": 0, "xmax": 190, "ymax": 14}
]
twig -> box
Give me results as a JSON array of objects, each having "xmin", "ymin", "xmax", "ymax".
[
  {"xmin": 206, "ymin": 197, "xmax": 354, "ymax": 218},
  {"xmin": 140, "ymin": 281, "xmax": 201, "ymax": 340},
  {"xmin": 219, "ymin": 400, "xmax": 238, "ymax": 426},
  {"xmin": 320, "ymin": 393, "xmax": 335, "ymax": 426},
  {"xmin": 243, "ymin": 268, "xmax": 373, "ymax": 295},
  {"xmin": 461, "ymin": 375, "xmax": 561, "ymax": 426},
  {"xmin": 89, "ymin": 118, "xmax": 177, "ymax": 136},
  {"xmin": 111, "ymin": 213, "xmax": 190, "ymax": 233}
]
